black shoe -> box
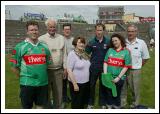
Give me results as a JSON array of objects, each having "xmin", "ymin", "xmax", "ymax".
[{"xmin": 63, "ymin": 96, "xmax": 71, "ymax": 103}]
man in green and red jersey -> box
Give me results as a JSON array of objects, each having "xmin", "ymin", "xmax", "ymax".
[{"xmin": 10, "ymin": 21, "xmax": 52, "ymax": 109}]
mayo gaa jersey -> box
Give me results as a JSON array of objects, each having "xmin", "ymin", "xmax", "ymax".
[
  {"xmin": 104, "ymin": 48, "xmax": 132, "ymax": 80},
  {"xmin": 10, "ymin": 40, "xmax": 52, "ymax": 86}
]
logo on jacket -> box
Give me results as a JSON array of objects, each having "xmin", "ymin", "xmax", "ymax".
[{"xmin": 104, "ymin": 44, "xmax": 107, "ymax": 49}]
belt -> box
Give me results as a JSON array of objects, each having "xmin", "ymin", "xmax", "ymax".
[{"xmin": 48, "ymin": 67, "xmax": 63, "ymax": 70}]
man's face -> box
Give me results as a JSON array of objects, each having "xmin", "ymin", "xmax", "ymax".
[
  {"xmin": 47, "ymin": 21, "xmax": 56, "ymax": 36},
  {"xmin": 27, "ymin": 25, "xmax": 39, "ymax": 40},
  {"xmin": 127, "ymin": 26, "xmax": 137, "ymax": 40},
  {"xmin": 63, "ymin": 26, "xmax": 71, "ymax": 38},
  {"xmin": 95, "ymin": 26, "xmax": 104, "ymax": 39}
]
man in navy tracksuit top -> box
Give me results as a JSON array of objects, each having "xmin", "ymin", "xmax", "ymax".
[{"xmin": 85, "ymin": 23, "xmax": 110, "ymax": 109}]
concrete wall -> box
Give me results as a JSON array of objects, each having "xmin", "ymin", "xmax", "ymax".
[{"xmin": 5, "ymin": 20, "xmax": 151, "ymax": 53}]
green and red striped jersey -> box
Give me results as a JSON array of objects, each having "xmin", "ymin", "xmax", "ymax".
[
  {"xmin": 104, "ymin": 48, "xmax": 131, "ymax": 80},
  {"xmin": 10, "ymin": 40, "xmax": 52, "ymax": 86}
]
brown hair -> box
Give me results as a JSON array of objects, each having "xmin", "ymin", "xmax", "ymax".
[
  {"xmin": 72, "ymin": 36, "xmax": 85, "ymax": 47},
  {"xmin": 110, "ymin": 33, "xmax": 126, "ymax": 48},
  {"xmin": 95, "ymin": 23, "xmax": 105, "ymax": 30},
  {"xmin": 26, "ymin": 20, "xmax": 39, "ymax": 30},
  {"xmin": 63, "ymin": 23, "xmax": 71, "ymax": 30}
]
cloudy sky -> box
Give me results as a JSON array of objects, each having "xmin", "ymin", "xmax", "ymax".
[{"xmin": 5, "ymin": 5, "xmax": 155, "ymax": 24}]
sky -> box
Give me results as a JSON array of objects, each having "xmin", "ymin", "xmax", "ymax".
[{"xmin": 5, "ymin": 5, "xmax": 155, "ymax": 24}]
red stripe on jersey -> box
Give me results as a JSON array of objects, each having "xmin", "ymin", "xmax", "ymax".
[
  {"xmin": 23, "ymin": 54, "xmax": 46, "ymax": 65},
  {"xmin": 10, "ymin": 59, "xmax": 17, "ymax": 64},
  {"xmin": 107, "ymin": 57, "xmax": 125, "ymax": 67},
  {"xmin": 12, "ymin": 50, "xmax": 16, "ymax": 55}
]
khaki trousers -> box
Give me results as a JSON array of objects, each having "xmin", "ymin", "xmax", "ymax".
[
  {"xmin": 121, "ymin": 69, "xmax": 141, "ymax": 107},
  {"xmin": 127, "ymin": 69, "xmax": 141, "ymax": 106},
  {"xmin": 48, "ymin": 69, "xmax": 63, "ymax": 108}
]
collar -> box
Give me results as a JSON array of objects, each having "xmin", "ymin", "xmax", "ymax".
[
  {"xmin": 25, "ymin": 38, "xmax": 39, "ymax": 46},
  {"xmin": 64, "ymin": 36, "xmax": 73, "ymax": 40},
  {"xmin": 46, "ymin": 32, "xmax": 57, "ymax": 38},
  {"xmin": 126, "ymin": 37, "xmax": 139, "ymax": 45},
  {"xmin": 114, "ymin": 47, "xmax": 124, "ymax": 52},
  {"xmin": 95, "ymin": 36, "xmax": 105, "ymax": 43}
]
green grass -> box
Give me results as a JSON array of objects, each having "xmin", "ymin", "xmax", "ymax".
[{"xmin": 5, "ymin": 50, "xmax": 155, "ymax": 109}]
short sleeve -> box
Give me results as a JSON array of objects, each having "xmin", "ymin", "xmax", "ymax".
[
  {"xmin": 67, "ymin": 51, "xmax": 76, "ymax": 71},
  {"xmin": 85, "ymin": 40, "xmax": 93, "ymax": 55},
  {"xmin": 124, "ymin": 49, "xmax": 132, "ymax": 68},
  {"xmin": 104, "ymin": 48, "xmax": 111, "ymax": 63},
  {"xmin": 141, "ymin": 41, "xmax": 150, "ymax": 59},
  {"xmin": 9, "ymin": 45, "xmax": 21, "ymax": 68}
]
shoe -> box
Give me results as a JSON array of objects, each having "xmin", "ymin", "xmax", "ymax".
[
  {"xmin": 106, "ymin": 104, "xmax": 112, "ymax": 109},
  {"xmin": 63, "ymin": 96, "xmax": 71, "ymax": 103},
  {"xmin": 60, "ymin": 103, "xmax": 65, "ymax": 109},
  {"xmin": 101, "ymin": 105, "xmax": 106, "ymax": 109},
  {"xmin": 87, "ymin": 105, "xmax": 94, "ymax": 109},
  {"xmin": 112, "ymin": 105, "xmax": 120, "ymax": 109}
]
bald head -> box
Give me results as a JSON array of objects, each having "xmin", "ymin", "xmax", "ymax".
[
  {"xmin": 45, "ymin": 19, "xmax": 56, "ymax": 27},
  {"xmin": 45, "ymin": 19, "xmax": 57, "ymax": 36}
]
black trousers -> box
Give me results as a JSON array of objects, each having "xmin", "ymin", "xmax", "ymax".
[
  {"xmin": 105, "ymin": 79, "xmax": 124, "ymax": 107},
  {"xmin": 63, "ymin": 78, "xmax": 68, "ymax": 99},
  {"xmin": 88, "ymin": 68, "xmax": 107, "ymax": 106},
  {"xmin": 20, "ymin": 85, "xmax": 48, "ymax": 109},
  {"xmin": 69, "ymin": 81, "xmax": 89, "ymax": 109}
]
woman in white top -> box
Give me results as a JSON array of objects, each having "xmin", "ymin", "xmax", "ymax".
[{"xmin": 67, "ymin": 37, "xmax": 90, "ymax": 109}]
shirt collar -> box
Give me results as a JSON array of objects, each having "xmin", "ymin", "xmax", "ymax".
[
  {"xmin": 114, "ymin": 47, "xmax": 124, "ymax": 52},
  {"xmin": 46, "ymin": 32, "xmax": 57, "ymax": 38},
  {"xmin": 25, "ymin": 38, "xmax": 39, "ymax": 46},
  {"xmin": 126, "ymin": 37, "xmax": 139, "ymax": 44},
  {"xmin": 95, "ymin": 36, "xmax": 105, "ymax": 43}
]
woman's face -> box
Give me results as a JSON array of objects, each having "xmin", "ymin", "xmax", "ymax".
[
  {"xmin": 112, "ymin": 37, "xmax": 121, "ymax": 48},
  {"xmin": 76, "ymin": 39, "xmax": 85, "ymax": 50}
]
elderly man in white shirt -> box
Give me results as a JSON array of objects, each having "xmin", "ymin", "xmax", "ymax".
[
  {"xmin": 39, "ymin": 19, "xmax": 67, "ymax": 109},
  {"xmin": 121, "ymin": 24, "xmax": 150, "ymax": 108}
]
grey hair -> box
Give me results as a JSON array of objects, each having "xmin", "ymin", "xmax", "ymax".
[
  {"xmin": 45, "ymin": 18, "xmax": 57, "ymax": 27},
  {"xmin": 127, "ymin": 24, "xmax": 138, "ymax": 31}
]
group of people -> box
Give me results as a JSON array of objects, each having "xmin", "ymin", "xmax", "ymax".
[{"xmin": 10, "ymin": 18, "xmax": 150, "ymax": 109}]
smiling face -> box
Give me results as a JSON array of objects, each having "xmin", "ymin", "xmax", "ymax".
[
  {"xmin": 27, "ymin": 25, "xmax": 39, "ymax": 40},
  {"xmin": 47, "ymin": 20, "xmax": 56, "ymax": 36},
  {"xmin": 112, "ymin": 37, "xmax": 121, "ymax": 49},
  {"xmin": 95, "ymin": 26, "xmax": 104, "ymax": 39},
  {"xmin": 76, "ymin": 39, "xmax": 85, "ymax": 51},
  {"xmin": 127, "ymin": 26, "xmax": 137, "ymax": 40},
  {"xmin": 63, "ymin": 26, "xmax": 71, "ymax": 38}
]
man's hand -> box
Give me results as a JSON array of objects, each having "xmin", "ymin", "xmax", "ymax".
[
  {"xmin": 63, "ymin": 69, "xmax": 68, "ymax": 79},
  {"xmin": 11, "ymin": 67, "xmax": 20, "ymax": 78}
]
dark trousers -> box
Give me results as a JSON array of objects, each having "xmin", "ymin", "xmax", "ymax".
[
  {"xmin": 88, "ymin": 68, "xmax": 107, "ymax": 106},
  {"xmin": 69, "ymin": 81, "xmax": 89, "ymax": 109},
  {"xmin": 20, "ymin": 85, "xmax": 48, "ymax": 109},
  {"xmin": 105, "ymin": 79, "xmax": 124, "ymax": 107},
  {"xmin": 63, "ymin": 78, "xmax": 68, "ymax": 99}
]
